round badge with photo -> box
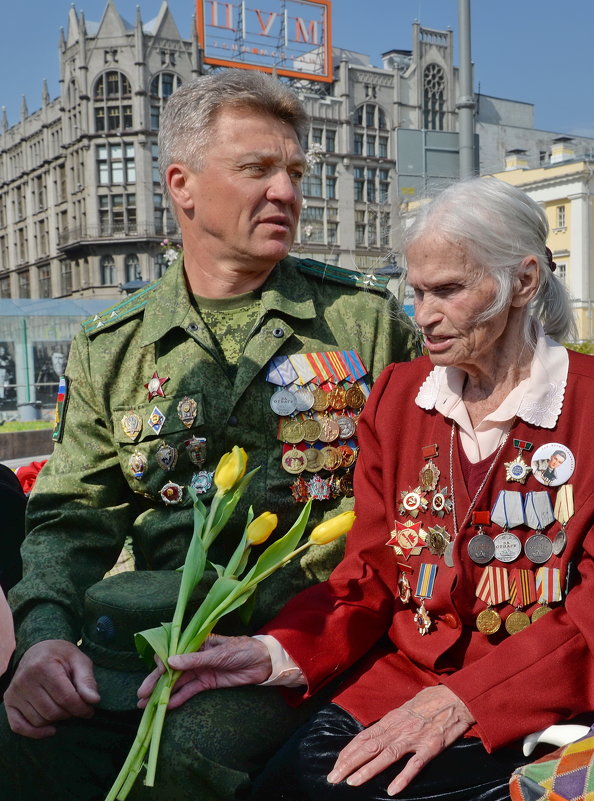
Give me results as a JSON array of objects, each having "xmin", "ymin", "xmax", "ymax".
[{"xmin": 530, "ymin": 442, "xmax": 575, "ymax": 488}]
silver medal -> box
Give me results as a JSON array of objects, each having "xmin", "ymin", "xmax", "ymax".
[
  {"xmin": 269, "ymin": 388, "xmax": 297, "ymax": 416},
  {"xmin": 524, "ymin": 533, "xmax": 553, "ymax": 564},
  {"xmin": 493, "ymin": 532, "xmax": 522, "ymax": 563},
  {"xmin": 467, "ymin": 533, "xmax": 495, "ymax": 565}
]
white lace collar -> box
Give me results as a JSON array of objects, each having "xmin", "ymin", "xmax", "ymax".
[{"xmin": 415, "ymin": 322, "xmax": 568, "ymax": 430}]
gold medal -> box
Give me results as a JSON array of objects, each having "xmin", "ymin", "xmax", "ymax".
[
  {"xmin": 345, "ymin": 384, "xmax": 366, "ymax": 410},
  {"xmin": 426, "ymin": 524, "xmax": 450, "ymax": 557},
  {"xmin": 327, "ymin": 386, "xmax": 347, "ymax": 410},
  {"xmin": 282, "ymin": 448, "xmax": 306, "ymax": 474},
  {"xmin": 505, "ymin": 609, "xmax": 531, "ymax": 635},
  {"xmin": 318, "ymin": 417, "xmax": 340, "ymax": 443},
  {"xmin": 476, "ymin": 607, "xmax": 502, "ymax": 635},
  {"xmin": 413, "ymin": 600, "xmax": 431, "ymax": 635},
  {"xmin": 419, "ymin": 460, "xmax": 440, "ymax": 492},
  {"xmin": 531, "ymin": 603, "xmax": 552, "ymax": 622},
  {"xmin": 303, "ymin": 447, "xmax": 324, "ymax": 472},
  {"xmin": 311, "ymin": 387, "xmax": 329, "ymax": 412},
  {"xmin": 301, "ymin": 418, "xmax": 321, "ymax": 442},
  {"xmin": 339, "ymin": 472, "xmax": 354, "ymax": 497},
  {"xmin": 282, "ymin": 419, "xmax": 304, "ymax": 444},
  {"xmin": 320, "ymin": 445, "xmax": 342, "ymax": 471}
]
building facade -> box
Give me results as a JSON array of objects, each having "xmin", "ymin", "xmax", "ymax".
[{"xmin": 1, "ymin": 2, "xmax": 593, "ymax": 300}]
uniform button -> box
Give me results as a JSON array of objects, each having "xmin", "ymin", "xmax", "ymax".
[
  {"xmin": 187, "ymin": 322, "xmax": 199, "ymax": 332},
  {"xmin": 441, "ymin": 613, "xmax": 459, "ymax": 629},
  {"xmin": 228, "ymin": 415, "xmax": 238, "ymax": 427},
  {"xmin": 272, "ymin": 327, "xmax": 284, "ymax": 338}
]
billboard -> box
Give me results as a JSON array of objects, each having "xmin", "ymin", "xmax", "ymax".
[{"xmin": 196, "ymin": 0, "xmax": 333, "ymax": 82}]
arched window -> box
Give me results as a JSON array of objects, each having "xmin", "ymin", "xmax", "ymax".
[
  {"xmin": 94, "ymin": 71, "xmax": 133, "ymax": 132},
  {"xmin": 100, "ymin": 255, "xmax": 116, "ymax": 285},
  {"xmin": 125, "ymin": 253, "xmax": 141, "ymax": 282},
  {"xmin": 150, "ymin": 72, "xmax": 182, "ymax": 130},
  {"xmin": 423, "ymin": 64, "xmax": 446, "ymax": 131}
]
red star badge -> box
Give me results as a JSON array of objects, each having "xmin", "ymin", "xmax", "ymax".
[
  {"xmin": 386, "ymin": 520, "xmax": 426, "ymax": 560},
  {"xmin": 144, "ymin": 371, "xmax": 169, "ymax": 400}
]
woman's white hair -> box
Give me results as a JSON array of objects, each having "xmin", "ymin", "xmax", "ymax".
[{"xmin": 402, "ymin": 177, "xmax": 575, "ymax": 345}]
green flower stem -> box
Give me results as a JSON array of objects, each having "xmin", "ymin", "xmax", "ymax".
[{"xmin": 143, "ymin": 668, "xmax": 181, "ymax": 787}]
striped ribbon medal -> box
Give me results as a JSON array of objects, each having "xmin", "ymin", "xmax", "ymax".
[
  {"xmin": 506, "ymin": 569, "xmax": 537, "ymax": 635},
  {"xmin": 533, "ymin": 567, "xmax": 562, "ymax": 621},
  {"xmin": 413, "ymin": 563, "xmax": 437, "ymax": 636},
  {"xmin": 475, "ymin": 565, "xmax": 509, "ymax": 635}
]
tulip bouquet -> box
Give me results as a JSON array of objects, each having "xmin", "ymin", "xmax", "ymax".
[{"xmin": 105, "ymin": 446, "xmax": 355, "ymax": 800}]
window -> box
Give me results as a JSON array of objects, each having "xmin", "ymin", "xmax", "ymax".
[
  {"xmin": 311, "ymin": 127, "xmax": 323, "ymax": 145},
  {"xmin": 99, "ymin": 194, "xmax": 137, "ymax": 234},
  {"xmin": 353, "ymin": 104, "xmax": 389, "ymax": 155},
  {"xmin": 379, "ymin": 136, "xmax": 389, "ymax": 158},
  {"xmin": 325, "ymin": 163, "xmax": 337, "ymax": 199},
  {"xmin": 152, "ymin": 143, "xmax": 160, "ymax": 184},
  {"xmin": 303, "ymin": 162, "xmax": 323, "ymax": 198},
  {"xmin": 60, "ymin": 261, "xmax": 72, "ymax": 295},
  {"xmin": 0, "ymin": 276, "xmax": 10, "ymax": 298},
  {"xmin": 366, "ymin": 135, "xmax": 376, "ymax": 157},
  {"xmin": 301, "ymin": 206, "xmax": 325, "ymax": 243},
  {"xmin": 327, "ymin": 222, "xmax": 338, "ymax": 244},
  {"xmin": 366, "ymin": 168, "xmax": 377, "ymax": 203},
  {"xmin": 149, "ymin": 72, "xmax": 182, "ymax": 130},
  {"xmin": 325, "ymin": 130, "xmax": 336, "ymax": 153},
  {"xmin": 354, "ymin": 167, "xmax": 365, "ymax": 202},
  {"xmin": 17, "ymin": 227, "xmax": 27, "ymax": 263},
  {"xmin": 556, "ymin": 263, "xmax": 567, "ymax": 285},
  {"xmin": 97, "ymin": 143, "xmax": 136, "ymax": 185},
  {"xmin": 354, "ymin": 133, "xmax": 363, "ymax": 156},
  {"xmin": 18, "ymin": 270, "xmax": 30, "ymax": 298},
  {"xmin": 379, "ymin": 169, "xmax": 390, "ymax": 203},
  {"xmin": 154, "ymin": 253, "xmax": 168, "ymax": 279},
  {"xmin": 423, "ymin": 63, "xmax": 446, "ymax": 131},
  {"xmin": 94, "ymin": 71, "xmax": 133, "ymax": 132},
  {"xmin": 0, "ymin": 235, "xmax": 8, "ymax": 270},
  {"xmin": 556, "ymin": 205, "xmax": 566, "ymax": 228},
  {"xmin": 125, "ymin": 253, "xmax": 141, "ymax": 282},
  {"xmin": 355, "ymin": 210, "xmax": 366, "ymax": 245},
  {"xmin": 100, "ymin": 255, "xmax": 116, "ymax": 285},
  {"xmin": 38, "ymin": 265, "xmax": 52, "ymax": 298},
  {"xmin": 37, "ymin": 219, "xmax": 49, "ymax": 256}
]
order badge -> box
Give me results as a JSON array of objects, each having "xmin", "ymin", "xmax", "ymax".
[{"xmin": 530, "ymin": 442, "xmax": 575, "ymax": 487}]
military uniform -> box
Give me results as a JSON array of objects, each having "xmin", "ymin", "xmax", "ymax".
[{"xmin": 1, "ymin": 255, "xmax": 417, "ymax": 801}]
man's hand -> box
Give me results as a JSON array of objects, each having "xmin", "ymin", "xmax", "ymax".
[
  {"xmin": 327, "ymin": 685, "xmax": 475, "ymax": 797},
  {"xmin": 137, "ymin": 634, "xmax": 272, "ymax": 710},
  {"xmin": 4, "ymin": 640, "xmax": 100, "ymax": 739}
]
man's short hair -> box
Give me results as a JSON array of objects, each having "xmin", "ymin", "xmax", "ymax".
[{"xmin": 158, "ymin": 69, "xmax": 309, "ymax": 189}]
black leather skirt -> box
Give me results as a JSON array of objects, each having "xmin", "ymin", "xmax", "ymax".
[{"xmin": 251, "ymin": 703, "xmax": 529, "ymax": 801}]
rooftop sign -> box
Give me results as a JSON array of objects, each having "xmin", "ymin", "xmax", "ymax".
[{"xmin": 196, "ymin": 1, "xmax": 333, "ymax": 82}]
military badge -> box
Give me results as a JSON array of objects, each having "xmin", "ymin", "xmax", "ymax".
[
  {"xmin": 160, "ymin": 482, "xmax": 183, "ymax": 505},
  {"xmin": 128, "ymin": 451, "xmax": 146, "ymax": 479},
  {"xmin": 190, "ymin": 471, "xmax": 214, "ymax": 494},
  {"xmin": 121, "ymin": 410, "xmax": 142, "ymax": 441},
  {"xmin": 177, "ymin": 396, "xmax": 197, "ymax": 428},
  {"xmin": 185, "ymin": 436, "xmax": 206, "ymax": 467},
  {"xmin": 155, "ymin": 442, "xmax": 178, "ymax": 471},
  {"xmin": 147, "ymin": 406, "xmax": 165, "ymax": 435},
  {"xmin": 144, "ymin": 371, "xmax": 169, "ymax": 401},
  {"xmin": 52, "ymin": 375, "xmax": 69, "ymax": 443}
]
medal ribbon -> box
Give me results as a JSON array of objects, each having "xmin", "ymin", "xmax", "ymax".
[
  {"xmin": 321, "ymin": 351, "xmax": 350, "ymax": 382},
  {"xmin": 509, "ymin": 568, "xmax": 537, "ymax": 607},
  {"xmin": 288, "ymin": 354, "xmax": 317, "ymax": 385},
  {"xmin": 475, "ymin": 566, "xmax": 509, "ymax": 605},
  {"xmin": 491, "ymin": 491, "xmax": 526, "ymax": 530},
  {"xmin": 535, "ymin": 567, "xmax": 562, "ymax": 603},
  {"xmin": 554, "ymin": 485, "xmax": 574, "ymax": 527},
  {"xmin": 341, "ymin": 349, "xmax": 368, "ymax": 381},
  {"xmin": 266, "ymin": 355, "xmax": 299, "ymax": 387},
  {"xmin": 524, "ymin": 491, "xmax": 554, "ymax": 531},
  {"xmin": 305, "ymin": 353, "xmax": 332, "ymax": 384},
  {"xmin": 415, "ymin": 563, "xmax": 437, "ymax": 599}
]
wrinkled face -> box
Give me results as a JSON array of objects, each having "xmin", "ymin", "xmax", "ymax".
[
  {"xmin": 181, "ymin": 106, "xmax": 306, "ymax": 270},
  {"xmin": 406, "ymin": 235, "xmax": 510, "ymax": 370}
]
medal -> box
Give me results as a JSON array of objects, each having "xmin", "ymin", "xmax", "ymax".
[
  {"xmin": 155, "ymin": 442, "xmax": 178, "ymax": 471},
  {"xmin": 475, "ymin": 565, "xmax": 509, "ymax": 634},
  {"xmin": 338, "ymin": 472, "xmax": 354, "ymax": 497},
  {"xmin": 338, "ymin": 444, "xmax": 356, "ymax": 468},
  {"xmin": 121, "ymin": 410, "xmax": 143, "ymax": 441},
  {"xmin": 291, "ymin": 386, "xmax": 315, "ymax": 412},
  {"xmin": 177, "ymin": 397, "xmax": 197, "ymax": 428},
  {"xmin": 505, "ymin": 610, "xmax": 531, "ymax": 635},
  {"xmin": 128, "ymin": 451, "xmax": 146, "ymax": 479},
  {"xmin": 530, "ymin": 442, "xmax": 575, "ymax": 487},
  {"xmin": 413, "ymin": 563, "xmax": 437, "ymax": 635},
  {"xmin": 189, "ymin": 471, "xmax": 213, "ymax": 494},
  {"xmin": 399, "ymin": 487, "xmax": 428, "ymax": 518},
  {"xmin": 491, "ymin": 490, "xmax": 526, "ymax": 530},
  {"xmin": 552, "ymin": 484, "xmax": 573, "ymax": 556},
  {"xmin": 327, "ymin": 386, "xmax": 347, "ymax": 411},
  {"xmin": 386, "ymin": 520, "xmax": 426, "ymax": 559},
  {"xmin": 147, "ymin": 406, "xmax": 165, "ymax": 435},
  {"xmin": 504, "ymin": 439, "xmax": 533, "ymax": 484},
  {"xmin": 320, "ymin": 446, "xmax": 342, "ymax": 471},
  {"xmin": 144, "ymin": 371, "xmax": 169, "ymax": 401},
  {"xmin": 476, "ymin": 607, "xmax": 502, "ymax": 635},
  {"xmin": 303, "ymin": 447, "xmax": 324, "ymax": 473},
  {"xmin": 301, "ymin": 417, "xmax": 321, "ymax": 443},
  {"xmin": 430, "ymin": 486, "xmax": 453, "ymax": 518},
  {"xmin": 531, "ymin": 604, "xmax": 552, "ymax": 621},
  {"xmin": 397, "ymin": 562, "xmax": 413, "ymax": 604},
  {"xmin": 506, "ymin": 568, "xmax": 536, "ymax": 634},
  {"xmin": 160, "ymin": 481, "xmax": 183, "ymax": 505},
  {"xmin": 290, "ymin": 476, "xmax": 309, "ymax": 502},
  {"xmin": 524, "ymin": 533, "xmax": 553, "ymax": 564},
  {"xmin": 282, "ymin": 419, "xmax": 304, "ymax": 444},
  {"xmin": 282, "ymin": 448, "xmax": 307, "ymax": 474},
  {"xmin": 345, "ymin": 384, "xmax": 366, "ymax": 410},
  {"xmin": 270, "ymin": 388, "xmax": 297, "ymax": 416},
  {"xmin": 306, "ymin": 474, "xmax": 332, "ymax": 500},
  {"xmin": 493, "ymin": 532, "xmax": 522, "ymax": 563},
  {"xmin": 311, "ymin": 387, "xmax": 329, "ymax": 412},
  {"xmin": 185, "ymin": 436, "xmax": 206, "ymax": 467},
  {"xmin": 318, "ymin": 417, "xmax": 340, "ymax": 443},
  {"xmin": 419, "ymin": 444, "xmax": 440, "ymax": 492},
  {"xmin": 426, "ymin": 524, "xmax": 450, "ymax": 557},
  {"xmin": 524, "ymin": 491, "xmax": 554, "ymax": 531},
  {"xmin": 336, "ymin": 415, "xmax": 357, "ymax": 439}
]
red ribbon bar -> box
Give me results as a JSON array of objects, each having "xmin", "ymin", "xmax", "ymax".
[
  {"xmin": 421, "ymin": 444, "xmax": 439, "ymax": 459},
  {"xmin": 472, "ymin": 510, "xmax": 491, "ymax": 526},
  {"xmin": 513, "ymin": 439, "xmax": 533, "ymax": 452}
]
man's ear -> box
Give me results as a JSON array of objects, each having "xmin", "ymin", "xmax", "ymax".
[
  {"xmin": 511, "ymin": 255, "xmax": 540, "ymax": 308},
  {"xmin": 166, "ymin": 164, "xmax": 195, "ymax": 210}
]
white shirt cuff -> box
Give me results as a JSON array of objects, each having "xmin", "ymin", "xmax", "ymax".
[{"xmin": 253, "ymin": 634, "xmax": 306, "ymax": 688}]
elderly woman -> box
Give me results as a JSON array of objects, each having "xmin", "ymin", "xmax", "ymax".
[{"xmin": 140, "ymin": 177, "xmax": 594, "ymax": 801}]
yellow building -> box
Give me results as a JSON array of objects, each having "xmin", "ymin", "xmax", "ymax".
[{"xmin": 490, "ymin": 139, "xmax": 594, "ymax": 341}]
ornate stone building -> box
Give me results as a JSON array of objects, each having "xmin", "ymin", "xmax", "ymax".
[{"xmin": 1, "ymin": 2, "xmax": 593, "ymax": 299}]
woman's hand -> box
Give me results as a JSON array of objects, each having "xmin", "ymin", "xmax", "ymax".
[
  {"xmin": 137, "ymin": 634, "xmax": 272, "ymax": 709},
  {"xmin": 327, "ymin": 685, "xmax": 475, "ymax": 796}
]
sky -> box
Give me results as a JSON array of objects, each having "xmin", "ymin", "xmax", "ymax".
[{"xmin": 0, "ymin": 0, "xmax": 593, "ymax": 137}]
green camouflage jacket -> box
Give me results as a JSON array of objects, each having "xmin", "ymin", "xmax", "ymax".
[{"xmin": 12, "ymin": 255, "xmax": 418, "ymax": 659}]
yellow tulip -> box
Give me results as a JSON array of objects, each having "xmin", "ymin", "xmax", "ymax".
[
  {"xmin": 213, "ymin": 446, "xmax": 248, "ymax": 493},
  {"xmin": 246, "ymin": 512, "xmax": 278, "ymax": 545},
  {"xmin": 309, "ymin": 511, "xmax": 356, "ymax": 545}
]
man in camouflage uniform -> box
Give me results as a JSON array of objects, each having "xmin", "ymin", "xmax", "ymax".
[{"xmin": 0, "ymin": 70, "xmax": 416, "ymax": 801}]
